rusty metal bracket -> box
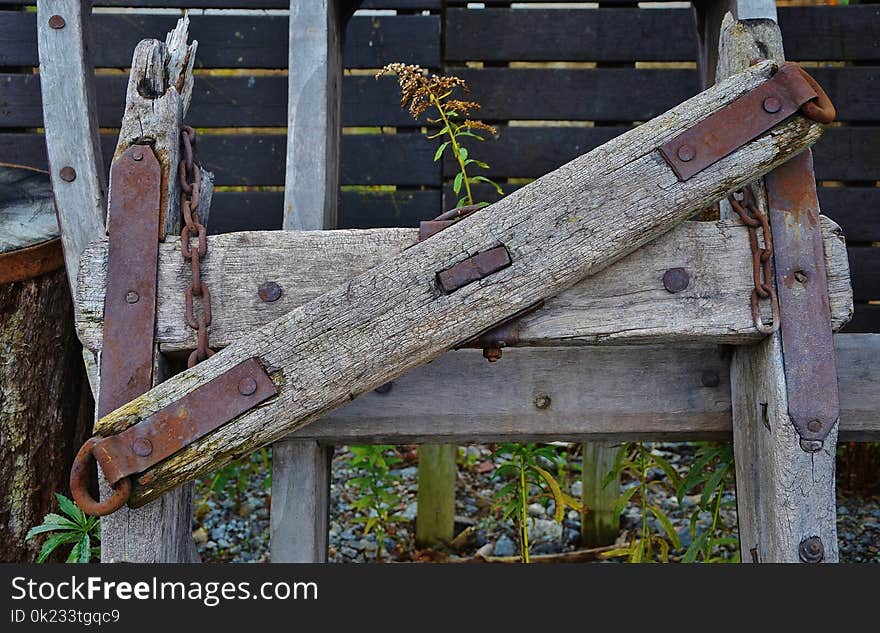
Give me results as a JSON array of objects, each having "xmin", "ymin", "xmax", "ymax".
[
  {"xmin": 419, "ymin": 204, "xmax": 482, "ymax": 241},
  {"xmin": 436, "ymin": 245, "xmax": 512, "ymax": 294},
  {"xmin": 458, "ymin": 300, "xmax": 545, "ymax": 362},
  {"xmin": 94, "ymin": 358, "xmax": 277, "ymax": 488},
  {"xmin": 97, "ymin": 145, "xmax": 162, "ymax": 418},
  {"xmin": 765, "ymin": 150, "xmax": 840, "ymax": 449},
  {"xmin": 659, "ymin": 63, "xmax": 819, "ymax": 181}
]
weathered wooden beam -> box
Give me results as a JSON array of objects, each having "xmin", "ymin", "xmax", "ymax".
[
  {"xmin": 76, "ymin": 218, "xmax": 852, "ymax": 354},
  {"xmin": 270, "ymin": 0, "xmax": 348, "ymax": 564},
  {"xmin": 715, "ymin": 13, "xmax": 838, "ymax": 563},
  {"xmin": 287, "ymin": 335, "xmax": 879, "ymax": 444},
  {"xmin": 89, "ymin": 61, "xmax": 825, "ymax": 507}
]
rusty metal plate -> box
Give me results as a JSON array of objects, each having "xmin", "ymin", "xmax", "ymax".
[
  {"xmin": 97, "ymin": 145, "xmax": 162, "ymax": 417},
  {"xmin": 436, "ymin": 245, "xmax": 512, "ymax": 293},
  {"xmin": 94, "ymin": 358, "xmax": 277, "ymax": 485},
  {"xmin": 659, "ymin": 63, "xmax": 817, "ymax": 181},
  {"xmin": 0, "ymin": 237, "xmax": 64, "ymax": 284},
  {"xmin": 765, "ymin": 150, "xmax": 840, "ymax": 446},
  {"xmin": 419, "ymin": 220, "xmax": 456, "ymax": 241}
]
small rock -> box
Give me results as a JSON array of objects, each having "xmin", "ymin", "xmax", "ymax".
[
  {"xmin": 570, "ymin": 481, "xmax": 583, "ymax": 498},
  {"xmin": 340, "ymin": 546, "xmax": 358, "ymax": 558},
  {"xmin": 493, "ymin": 535, "xmax": 516, "ymax": 557},
  {"xmin": 527, "ymin": 503, "xmax": 545, "ymax": 517},
  {"xmin": 402, "ymin": 502, "xmax": 418, "ymax": 521},
  {"xmin": 564, "ymin": 528, "xmax": 580, "ymax": 546},
  {"xmin": 528, "ymin": 518, "xmax": 563, "ymax": 542}
]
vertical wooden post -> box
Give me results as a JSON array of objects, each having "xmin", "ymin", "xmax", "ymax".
[
  {"xmin": 580, "ymin": 442, "xmax": 619, "ymax": 547},
  {"xmin": 711, "ymin": 9, "xmax": 839, "ymax": 563},
  {"xmin": 415, "ymin": 444, "xmax": 456, "ymax": 548},
  {"xmin": 270, "ymin": 0, "xmax": 348, "ymax": 563}
]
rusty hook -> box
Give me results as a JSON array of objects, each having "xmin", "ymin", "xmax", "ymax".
[
  {"xmin": 789, "ymin": 63, "xmax": 836, "ymax": 124},
  {"xmin": 70, "ymin": 437, "xmax": 132, "ymax": 516}
]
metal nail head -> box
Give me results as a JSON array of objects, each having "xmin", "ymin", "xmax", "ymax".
[
  {"xmin": 238, "ymin": 377, "xmax": 258, "ymax": 396},
  {"xmin": 59, "ymin": 166, "xmax": 76, "ymax": 182},
  {"xmin": 48, "ymin": 15, "xmax": 66, "ymax": 30},
  {"xmin": 663, "ymin": 268, "xmax": 690, "ymax": 293},
  {"xmin": 258, "ymin": 281, "xmax": 283, "ymax": 303}
]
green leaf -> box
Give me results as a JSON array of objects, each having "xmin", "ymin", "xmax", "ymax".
[
  {"xmin": 612, "ymin": 486, "xmax": 638, "ymax": 523},
  {"xmin": 67, "ymin": 534, "xmax": 91, "ymax": 563},
  {"xmin": 456, "ymin": 130, "xmax": 485, "ymax": 141},
  {"xmin": 453, "ymin": 172, "xmax": 464, "ymax": 195},
  {"xmin": 427, "ymin": 126, "xmax": 450, "ymax": 140},
  {"xmin": 530, "ymin": 465, "xmax": 566, "ymax": 523},
  {"xmin": 469, "ymin": 176, "xmax": 503, "ymax": 195},
  {"xmin": 648, "ymin": 506, "xmax": 681, "ymax": 549},
  {"xmin": 36, "ymin": 532, "xmax": 81, "ymax": 563},
  {"xmin": 433, "ymin": 142, "xmax": 450, "ymax": 161},
  {"xmin": 650, "ymin": 453, "xmax": 682, "ymax": 492},
  {"xmin": 55, "ymin": 494, "xmax": 85, "ymax": 526},
  {"xmin": 700, "ymin": 467, "xmax": 728, "ymax": 509},
  {"xmin": 26, "ymin": 522, "xmax": 77, "ymax": 541},
  {"xmin": 364, "ymin": 516, "xmax": 379, "ymax": 535},
  {"xmin": 458, "ymin": 147, "xmax": 468, "ymax": 162},
  {"xmin": 682, "ymin": 532, "xmax": 709, "ymax": 563}
]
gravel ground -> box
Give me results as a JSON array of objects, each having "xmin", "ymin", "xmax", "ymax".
[{"xmin": 193, "ymin": 443, "xmax": 879, "ymax": 563}]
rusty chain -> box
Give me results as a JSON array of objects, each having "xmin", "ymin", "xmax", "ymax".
[
  {"xmin": 728, "ymin": 187, "xmax": 780, "ymax": 335},
  {"xmin": 179, "ymin": 125, "xmax": 215, "ymax": 367}
]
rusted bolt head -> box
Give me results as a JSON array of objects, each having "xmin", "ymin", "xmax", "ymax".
[
  {"xmin": 701, "ymin": 370, "xmax": 720, "ymax": 388},
  {"xmin": 258, "ymin": 281, "xmax": 282, "ymax": 303},
  {"xmin": 807, "ymin": 419, "xmax": 823, "ymax": 433},
  {"xmin": 534, "ymin": 394, "xmax": 551, "ymax": 410},
  {"xmin": 59, "ymin": 166, "xmax": 76, "ymax": 182},
  {"xmin": 48, "ymin": 15, "xmax": 66, "ymax": 29},
  {"xmin": 794, "ymin": 270, "xmax": 808, "ymax": 284},
  {"xmin": 125, "ymin": 290, "xmax": 140, "ymax": 304},
  {"xmin": 374, "ymin": 382, "xmax": 393, "ymax": 395},
  {"xmin": 662, "ymin": 267, "xmax": 690, "ymax": 293},
  {"xmin": 238, "ymin": 377, "xmax": 258, "ymax": 396},
  {"xmin": 483, "ymin": 347, "xmax": 503, "ymax": 363},
  {"xmin": 132, "ymin": 438, "xmax": 153, "ymax": 458},
  {"xmin": 763, "ymin": 97, "xmax": 782, "ymax": 114},
  {"xmin": 132, "ymin": 150, "xmax": 144, "ymax": 161},
  {"xmin": 676, "ymin": 145, "xmax": 695, "ymax": 162},
  {"xmin": 798, "ymin": 536, "xmax": 824, "ymax": 563}
]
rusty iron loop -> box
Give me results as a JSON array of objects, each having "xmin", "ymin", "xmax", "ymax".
[
  {"xmin": 789, "ymin": 63, "xmax": 836, "ymax": 124},
  {"xmin": 188, "ymin": 317, "xmax": 216, "ymax": 368},
  {"xmin": 69, "ymin": 437, "xmax": 132, "ymax": 516},
  {"xmin": 751, "ymin": 286, "xmax": 780, "ymax": 334},
  {"xmin": 184, "ymin": 282, "xmax": 212, "ymax": 329},
  {"xmin": 180, "ymin": 222, "xmax": 207, "ymax": 260},
  {"xmin": 433, "ymin": 203, "xmax": 483, "ymax": 222}
]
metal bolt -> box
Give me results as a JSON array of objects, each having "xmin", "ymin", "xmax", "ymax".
[
  {"xmin": 484, "ymin": 347, "xmax": 503, "ymax": 363},
  {"xmin": 807, "ymin": 419, "xmax": 823, "ymax": 433},
  {"xmin": 374, "ymin": 382, "xmax": 393, "ymax": 395},
  {"xmin": 258, "ymin": 281, "xmax": 282, "ymax": 303},
  {"xmin": 132, "ymin": 150, "xmax": 144, "ymax": 162},
  {"xmin": 48, "ymin": 15, "xmax": 66, "ymax": 30},
  {"xmin": 800, "ymin": 439, "xmax": 823, "ymax": 453},
  {"xmin": 238, "ymin": 377, "xmax": 257, "ymax": 396},
  {"xmin": 59, "ymin": 166, "xmax": 76, "ymax": 182},
  {"xmin": 798, "ymin": 536, "xmax": 824, "ymax": 563},
  {"xmin": 676, "ymin": 145, "xmax": 695, "ymax": 162},
  {"xmin": 125, "ymin": 291, "xmax": 140, "ymax": 304},
  {"xmin": 534, "ymin": 394, "xmax": 551, "ymax": 410},
  {"xmin": 701, "ymin": 370, "xmax": 720, "ymax": 388},
  {"xmin": 763, "ymin": 96, "xmax": 782, "ymax": 114},
  {"xmin": 794, "ymin": 270, "xmax": 808, "ymax": 283},
  {"xmin": 132, "ymin": 438, "xmax": 153, "ymax": 457},
  {"xmin": 662, "ymin": 267, "xmax": 690, "ymax": 293}
]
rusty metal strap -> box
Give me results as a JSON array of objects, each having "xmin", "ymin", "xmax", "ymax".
[
  {"xmin": 0, "ymin": 238, "xmax": 64, "ymax": 284},
  {"xmin": 659, "ymin": 63, "xmax": 830, "ymax": 181}
]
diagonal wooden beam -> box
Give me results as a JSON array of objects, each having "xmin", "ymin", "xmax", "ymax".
[{"xmin": 89, "ymin": 62, "xmax": 824, "ymax": 507}]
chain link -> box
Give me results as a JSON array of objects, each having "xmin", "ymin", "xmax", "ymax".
[
  {"xmin": 728, "ymin": 187, "xmax": 780, "ymax": 335},
  {"xmin": 179, "ymin": 125, "xmax": 215, "ymax": 367}
]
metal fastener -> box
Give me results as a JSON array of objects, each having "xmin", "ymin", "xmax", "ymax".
[
  {"xmin": 762, "ymin": 96, "xmax": 782, "ymax": 114},
  {"xmin": 807, "ymin": 419, "xmax": 823, "ymax": 433},
  {"xmin": 793, "ymin": 270, "xmax": 808, "ymax": 283},
  {"xmin": 800, "ymin": 439, "xmax": 823, "ymax": 453},
  {"xmin": 701, "ymin": 370, "xmax": 720, "ymax": 388},
  {"xmin": 59, "ymin": 166, "xmax": 76, "ymax": 182},
  {"xmin": 238, "ymin": 377, "xmax": 258, "ymax": 396},
  {"xmin": 132, "ymin": 150, "xmax": 144, "ymax": 162},
  {"xmin": 131, "ymin": 438, "xmax": 153, "ymax": 458},
  {"xmin": 374, "ymin": 382, "xmax": 393, "ymax": 395},
  {"xmin": 484, "ymin": 347, "xmax": 503, "ymax": 363},
  {"xmin": 125, "ymin": 291, "xmax": 140, "ymax": 304},
  {"xmin": 258, "ymin": 281, "xmax": 282, "ymax": 303},
  {"xmin": 534, "ymin": 395, "xmax": 551, "ymax": 410},
  {"xmin": 676, "ymin": 145, "xmax": 695, "ymax": 162},
  {"xmin": 48, "ymin": 15, "xmax": 66, "ymax": 30},
  {"xmin": 798, "ymin": 536, "xmax": 824, "ymax": 563},
  {"xmin": 662, "ymin": 267, "xmax": 690, "ymax": 293}
]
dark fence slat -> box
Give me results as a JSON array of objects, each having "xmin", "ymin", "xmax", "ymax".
[
  {"xmin": 818, "ymin": 188, "xmax": 880, "ymax": 242},
  {"xmin": 0, "ymin": 12, "xmax": 440, "ymax": 68},
  {"xmin": 844, "ymin": 304, "xmax": 880, "ymax": 333},
  {"xmin": 849, "ymin": 246, "xmax": 880, "ymax": 302}
]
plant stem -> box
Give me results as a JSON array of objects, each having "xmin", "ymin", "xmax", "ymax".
[
  {"xmin": 519, "ymin": 453, "xmax": 530, "ymax": 563},
  {"xmin": 704, "ymin": 473, "xmax": 725, "ymax": 562},
  {"xmin": 430, "ymin": 92, "xmax": 473, "ymax": 206},
  {"xmin": 640, "ymin": 446, "xmax": 649, "ymax": 560}
]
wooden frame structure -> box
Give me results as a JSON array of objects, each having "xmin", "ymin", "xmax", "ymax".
[{"xmin": 36, "ymin": 0, "xmax": 880, "ymax": 564}]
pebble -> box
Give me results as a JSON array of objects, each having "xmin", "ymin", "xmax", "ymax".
[
  {"xmin": 527, "ymin": 503, "xmax": 545, "ymax": 517},
  {"xmin": 570, "ymin": 481, "xmax": 583, "ymax": 498},
  {"xmin": 493, "ymin": 535, "xmax": 516, "ymax": 557}
]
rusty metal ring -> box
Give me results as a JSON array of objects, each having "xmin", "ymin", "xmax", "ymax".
[
  {"xmin": 70, "ymin": 437, "xmax": 132, "ymax": 516},
  {"xmin": 793, "ymin": 64, "xmax": 836, "ymax": 124}
]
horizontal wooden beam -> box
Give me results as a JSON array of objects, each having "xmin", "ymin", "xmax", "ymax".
[
  {"xmin": 77, "ymin": 217, "xmax": 852, "ymax": 354},
  {"xmin": 292, "ymin": 334, "xmax": 879, "ymax": 444}
]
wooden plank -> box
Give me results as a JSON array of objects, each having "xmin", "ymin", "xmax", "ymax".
[
  {"xmin": 848, "ymin": 247, "xmax": 880, "ymax": 302},
  {"xmin": 76, "ymin": 217, "xmax": 853, "ymax": 355},
  {"xmin": 281, "ymin": 335, "xmax": 880, "ymax": 443},
  {"xmin": 445, "ymin": 7, "xmax": 880, "ymax": 63},
  {"xmin": 87, "ymin": 62, "xmax": 825, "ymax": 506},
  {"xmin": 716, "ymin": 13, "xmax": 838, "ymax": 564},
  {"xmin": 25, "ymin": 1, "xmax": 440, "ymax": 7},
  {"xmin": 580, "ymin": 442, "xmax": 619, "ymax": 548},
  {"xmin": 1, "ymin": 13, "xmax": 440, "ymax": 69}
]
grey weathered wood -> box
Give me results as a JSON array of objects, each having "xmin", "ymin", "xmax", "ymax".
[
  {"xmin": 270, "ymin": 0, "xmax": 348, "ymax": 564},
  {"xmin": 0, "ymin": 165, "xmax": 58, "ymax": 253},
  {"xmin": 90, "ymin": 62, "xmax": 824, "ymax": 506},
  {"xmin": 36, "ymin": 0, "xmax": 106, "ymax": 298},
  {"xmin": 715, "ymin": 12, "xmax": 838, "ymax": 563},
  {"xmin": 283, "ymin": 335, "xmax": 878, "ymax": 444},
  {"xmin": 283, "ymin": 0, "xmax": 343, "ymax": 231},
  {"xmin": 76, "ymin": 218, "xmax": 852, "ymax": 354},
  {"xmin": 113, "ymin": 16, "xmax": 196, "ymax": 239}
]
